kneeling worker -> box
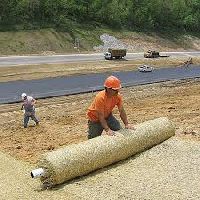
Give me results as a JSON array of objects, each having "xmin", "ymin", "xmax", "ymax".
[{"xmin": 87, "ymin": 75, "xmax": 134, "ymax": 139}]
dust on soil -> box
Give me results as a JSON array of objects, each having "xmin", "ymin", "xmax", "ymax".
[{"xmin": 0, "ymin": 58, "xmax": 199, "ymax": 164}]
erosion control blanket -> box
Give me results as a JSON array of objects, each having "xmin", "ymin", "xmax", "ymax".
[{"xmin": 38, "ymin": 117, "xmax": 175, "ymax": 186}]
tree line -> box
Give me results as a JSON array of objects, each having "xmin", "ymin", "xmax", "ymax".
[{"xmin": 0, "ymin": 0, "xmax": 200, "ymax": 32}]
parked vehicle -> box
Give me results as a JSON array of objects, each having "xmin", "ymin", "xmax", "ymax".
[
  {"xmin": 104, "ymin": 48, "xmax": 127, "ymax": 60},
  {"xmin": 138, "ymin": 65, "xmax": 154, "ymax": 72}
]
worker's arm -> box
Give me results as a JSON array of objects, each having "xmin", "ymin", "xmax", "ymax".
[
  {"xmin": 118, "ymin": 105, "xmax": 128, "ymax": 126},
  {"xmin": 31, "ymin": 98, "xmax": 36, "ymax": 105},
  {"xmin": 118, "ymin": 105, "xmax": 135, "ymax": 129},
  {"xmin": 32, "ymin": 98, "xmax": 36, "ymax": 103},
  {"xmin": 97, "ymin": 112, "xmax": 115, "ymax": 136}
]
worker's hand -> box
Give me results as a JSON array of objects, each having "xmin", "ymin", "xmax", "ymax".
[
  {"xmin": 125, "ymin": 124, "xmax": 135, "ymax": 130},
  {"xmin": 105, "ymin": 129, "xmax": 116, "ymax": 136}
]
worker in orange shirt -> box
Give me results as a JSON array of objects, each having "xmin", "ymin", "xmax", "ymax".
[{"xmin": 87, "ymin": 75, "xmax": 134, "ymax": 139}]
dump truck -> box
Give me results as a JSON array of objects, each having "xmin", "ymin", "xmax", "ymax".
[
  {"xmin": 104, "ymin": 48, "xmax": 127, "ymax": 60},
  {"xmin": 144, "ymin": 50, "xmax": 160, "ymax": 58}
]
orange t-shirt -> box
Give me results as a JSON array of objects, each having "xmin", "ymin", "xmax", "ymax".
[{"xmin": 87, "ymin": 90, "xmax": 122, "ymax": 122}]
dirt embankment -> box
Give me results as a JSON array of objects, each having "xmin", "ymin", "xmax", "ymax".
[{"xmin": 0, "ymin": 77, "xmax": 199, "ymax": 164}]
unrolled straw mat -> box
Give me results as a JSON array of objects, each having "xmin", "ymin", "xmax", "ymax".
[{"xmin": 37, "ymin": 117, "xmax": 175, "ymax": 187}]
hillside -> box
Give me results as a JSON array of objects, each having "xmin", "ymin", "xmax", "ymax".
[{"xmin": 1, "ymin": 28, "xmax": 200, "ymax": 56}]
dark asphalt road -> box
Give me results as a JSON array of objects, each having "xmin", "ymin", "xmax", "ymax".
[{"xmin": 0, "ymin": 65, "xmax": 200, "ymax": 104}]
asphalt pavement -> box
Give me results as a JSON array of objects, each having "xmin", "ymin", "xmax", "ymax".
[
  {"xmin": 0, "ymin": 51, "xmax": 200, "ymax": 66},
  {"xmin": 0, "ymin": 65, "xmax": 200, "ymax": 104}
]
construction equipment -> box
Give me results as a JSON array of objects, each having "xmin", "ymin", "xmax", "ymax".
[
  {"xmin": 183, "ymin": 57, "xmax": 193, "ymax": 67},
  {"xmin": 144, "ymin": 50, "xmax": 170, "ymax": 58},
  {"xmin": 31, "ymin": 117, "xmax": 175, "ymax": 188},
  {"xmin": 104, "ymin": 48, "xmax": 127, "ymax": 60},
  {"xmin": 144, "ymin": 50, "xmax": 160, "ymax": 58}
]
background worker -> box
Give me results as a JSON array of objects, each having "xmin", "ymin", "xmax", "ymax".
[
  {"xmin": 21, "ymin": 93, "xmax": 39, "ymax": 128},
  {"xmin": 87, "ymin": 75, "xmax": 134, "ymax": 139}
]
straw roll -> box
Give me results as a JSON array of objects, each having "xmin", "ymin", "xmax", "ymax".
[{"xmin": 38, "ymin": 117, "xmax": 175, "ymax": 186}]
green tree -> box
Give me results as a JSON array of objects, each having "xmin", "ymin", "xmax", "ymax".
[
  {"xmin": 0, "ymin": 0, "xmax": 18, "ymax": 25},
  {"xmin": 183, "ymin": 0, "xmax": 200, "ymax": 31}
]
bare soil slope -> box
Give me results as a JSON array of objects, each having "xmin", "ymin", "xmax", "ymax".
[{"xmin": 0, "ymin": 75, "xmax": 199, "ymax": 164}]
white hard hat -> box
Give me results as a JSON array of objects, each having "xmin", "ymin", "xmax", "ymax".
[{"xmin": 21, "ymin": 93, "xmax": 27, "ymax": 99}]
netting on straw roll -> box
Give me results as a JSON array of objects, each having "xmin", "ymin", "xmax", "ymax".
[{"xmin": 38, "ymin": 117, "xmax": 175, "ymax": 186}]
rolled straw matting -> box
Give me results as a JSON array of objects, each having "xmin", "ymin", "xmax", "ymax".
[{"xmin": 38, "ymin": 117, "xmax": 175, "ymax": 186}]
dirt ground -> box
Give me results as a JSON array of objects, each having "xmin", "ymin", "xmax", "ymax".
[{"xmin": 0, "ymin": 57, "xmax": 199, "ymax": 165}]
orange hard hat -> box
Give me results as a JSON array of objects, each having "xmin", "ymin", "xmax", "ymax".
[{"xmin": 104, "ymin": 76, "xmax": 121, "ymax": 90}]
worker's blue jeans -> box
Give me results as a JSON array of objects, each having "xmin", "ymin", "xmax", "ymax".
[
  {"xmin": 88, "ymin": 114, "xmax": 121, "ymax": 139},
  {"xmin": 24, "ymin": 113, "xmax": 39, "ymax": 128}
]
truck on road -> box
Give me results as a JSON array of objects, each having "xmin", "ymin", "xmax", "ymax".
[
  {"xmin": 144, "ymin": 50, "xmax": 160, "ymax": 58},
  {"xmin": 144, "ymin": 50, "xmax": 169, "ymax": 58},
  {"xmin": 104, "ymin": 48, "xmax": 127, "ymax": 60}
]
